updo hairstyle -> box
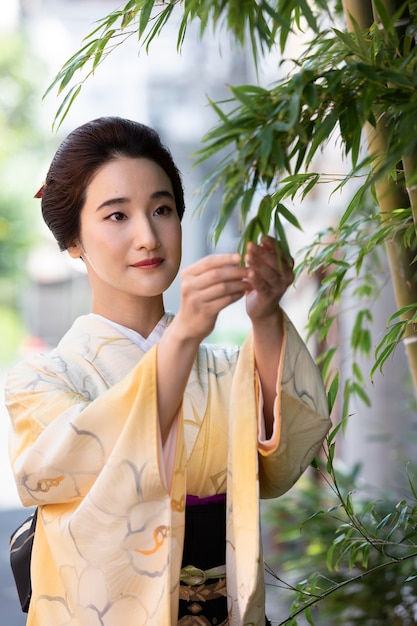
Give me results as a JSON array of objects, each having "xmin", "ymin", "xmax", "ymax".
[{"xmin": 41, "ymin": 117, "xmax": 185, "ymax": 251}]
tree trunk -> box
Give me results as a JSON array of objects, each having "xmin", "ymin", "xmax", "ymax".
[{"xmin": 341, "ymin": 0, "xmax": 417, "ymax": 393}]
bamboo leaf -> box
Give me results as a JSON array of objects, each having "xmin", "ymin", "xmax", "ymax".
[
  {"xmin": 139, "ymin": 0, "xmax": 155, "ymax": 37},
  {"xmin": 53, "ymin": 85, "xmax": 82, "ymax": 130},
  {"xmin": 145, "ymin": 4, "xmax": 175, "ymax": 50},
  {"xmin": 327, "ymin": 372, "xmax": 339, "ymax": 415},
  {"xmin": 273, "ymin": 199, "xmax": 303, "ymax": 230},
  {"xmin": 92, "ymin": 30, "xmax": 115, "ymax": 70},
  {"xmin": 273, "ymin": 211, "xmax": 291, "ymax": 262},
  {"xmin": 327, "ymin": 420, "xmax": 344, "ymax": 448}
]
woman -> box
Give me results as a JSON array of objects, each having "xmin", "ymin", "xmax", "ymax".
[{"xmin": 6, "ymin": 117, "xmax": 331, "ymax": 626}]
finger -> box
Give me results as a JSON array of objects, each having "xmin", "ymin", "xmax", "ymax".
[
  {"xmin": 197, "ymin": 276, "xmax": 248, "ymax": 302},
  {"xmin": 244, "ymin": 250, "xmax": 294, "ymax": 295},
  {"xmin": 258, "ymin": 236, "xmax": 295, "ymax": 269},
  {"xmin": 188, "ymin": 253, "xmax": 242, "ymax": 276},
  {"xmin": 183, "ymin": 279, "xmax": 247, "ymax": 320},
  {"xmin": 246, "ymin": 240, "xmax": 294, "ymax": 273},
  {"xmin": 182, "ymin": 266, "xmax": 248, "ymax": 297}
]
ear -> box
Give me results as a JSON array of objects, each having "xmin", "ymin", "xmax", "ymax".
[{"xmin": 67, "ymin": 241, "xmax": 84, "ymax": 259}]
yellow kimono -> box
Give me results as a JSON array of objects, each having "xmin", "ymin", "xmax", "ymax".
[{"xmin": 6, "ymin": 313, "xmax": 330, "ymax": 626}]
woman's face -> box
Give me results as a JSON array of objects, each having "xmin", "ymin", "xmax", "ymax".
[{"xmin": 68, "ymin": 156, "xmax": 182, "ymax": 314}]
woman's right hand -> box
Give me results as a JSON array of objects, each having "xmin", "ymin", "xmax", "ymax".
[
  {"xmin": 157, "ymin": 253, "xmax": 248, "ymax": 443},
  {"xmin": 174, "ymin": 253, "xmax": 248, "ymax": 342}
]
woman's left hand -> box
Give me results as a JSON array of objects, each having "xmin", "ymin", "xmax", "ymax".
[{"xmin": 244, "ymin": 235, "xmax": 294, "ymax": 321}]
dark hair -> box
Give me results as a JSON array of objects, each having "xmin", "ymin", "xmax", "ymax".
[{"xmin": 41, "ymin": 117, "xmax": 185, "ymax": 251}]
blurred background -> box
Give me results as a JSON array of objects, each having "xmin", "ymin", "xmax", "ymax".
[{"xmin": 0, "ymin": 1, "xmax": 415, "ymax": 624}]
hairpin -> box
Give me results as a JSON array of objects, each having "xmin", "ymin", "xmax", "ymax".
[{"xmin": 34, "ymin": 183, "xmax": 46, "ymax": 199}]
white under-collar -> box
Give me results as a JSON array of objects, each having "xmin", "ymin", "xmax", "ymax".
[{"xmin": 89, "ymin": 312, "xmax": 172, "ymax": 352}]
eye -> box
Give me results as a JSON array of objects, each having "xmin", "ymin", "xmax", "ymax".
[
  {"xmin": 107, "ymin": 211, "xmax": 127, "ymax": 221},
  {"xmin": 153, "ymin": 205, "xmax": 173, "ymax": 217}
]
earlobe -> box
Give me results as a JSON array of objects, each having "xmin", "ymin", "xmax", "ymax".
[{"xmin": 67, "ymin": 241, "xmax": 84, "ymax": 260}]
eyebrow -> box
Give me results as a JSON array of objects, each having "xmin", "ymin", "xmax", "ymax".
[{"xmin": 96, "ymin": 190, "xmax": 175, "ymax": 211}]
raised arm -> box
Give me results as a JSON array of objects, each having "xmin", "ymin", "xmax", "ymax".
[
  {"xmin": 244, "ymin": 236, "xmax": 295, "ymax": 438},
  {"xmin": 156, "ymin": 253, "xmax": 247, "ymax": 443}
]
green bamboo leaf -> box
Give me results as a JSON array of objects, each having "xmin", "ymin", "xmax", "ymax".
[
  {"xmin": 260, "ymin": 0, "xmax": 292, "ymax": 36},
  {"xmin": 373, "ymin": 0, "xmax": 395, "ymax": 33},
  {"xmin": 375, "ymin": 512, "xmax": 393, "ymax": 531},
  {"xmin": 80, "ymin": 10, "xmax": 121, "ymax": 41},
  {"xmin": 326, "ymin": 541, "xmax": 337, "ymax": 571},
  {"xmin": 56, "ymin": 51, "xmax": 91, "ymax": 93},
  {"xmin": 351, "ymin": 16, "xmax": 372, "ymax": 60},
  {"xmin": 345, "ymin": 492, "xmax": 354, "ymax": 516},
  {"xmin": 387, "ymin": 305, "xmax": 417, "ymax": 323},
  {"xmin": 327, "ymin": 372, "xmax": 339, "ymax": 415},
  {"xmin": 138, "ymin": 0, "xmax": 155, "ymax": 35},
  {"xmin": 244, "ymin": 216, "xmax": 263, "ymax": 245},
  {"xmin": 304, "ymin": 605, "xmax": 315, "ymax": 626},
  {"xmin": 123, "ymin": 0, "xmax": 139, "ymax": 14},
  {"xmin": 301, "ymin": 172, "xmax": 320, "ymax": 199},
  {"xmin": 306, "ymin": 110, "xmax": 338, "ymax": 166},
  {"xmin": 232, "ymin": 84, "xmax": 271, "ymax": 96},
  {"xmin": 315, "ymin": 344, "xmax": 337, "ymax": 372},
  {"xmin": 240, "ymin": 187, "xmax": 256, "ymax": 221},
  {"xmin": 339, "ymin": 185, "xmax": 369, "ymax": 227},
  {"xmin": 229, "ymin": 85, "xmax": 261, "ymax": 112},
  {"xmin": 273, "ymin": 211, "xmax": 291, "ymax": 262},
  {"xmin": 351, "ymin": 382, "xmax": 370, "ymax": 406},
  {"xmin": 121, "ymin": 1, "xmax": 140, "ymax": 29},
  {"xmin": 352, "ymin": 362, "xmax": 364, "ymax": 384},
  {"xmin": 303, "ymin": 81, "xmax": 318, "ymax": 109},
  {"xmin": 379, "ymin": 69, "xmax": 413, "ymax": 88},
  {"xmin": 297, "ymin": 0, "xmax": 318, "ymax": 33},
  {"xmin": 326, "ymin": 442, "xmax": 335, "ymax": 474},
  {"xmin": 371, "ymin": 344, "xmax": 397, "ymax": 378},
  {"xmin": 259, "ymin": 126, "xmax": 273, "ymax": 165},
  {"xmin": 144, "ymin": 4, "xmax": 175, "ymax": 50},
  {"xmin": 327, "ymin": 422, "xmax": 344, "ymax": 449},
  {"xmin": 53, "ymin": 84, "xmax": 82, "ymax": 130},
  {"xmin": 177, "ymin": 12, "xmax": 189, "ymax": 50},
  {"xmin": 333, "ymin": 28, "xmax": 363, "ymax": 57},
  {"xmin": 92, "ymin": 30, "xmax": 116, "ymax": 70},
  {"xmin": 310, "ymin": 456, "xmax": 320, "ymax": 470},
  {"xmin": 257, "ymin": 194, "xmax": 273, "ymax": 233},
  {"xmin": 274, "ymin": 201, "xmax": 302, "ymax": 231},
  {"xmin": 205, "ymin": 97, "xmax": 236, "ymax": 125}
]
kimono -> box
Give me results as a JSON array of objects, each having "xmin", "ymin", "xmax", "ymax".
[{"xmin": 6, "ymin": 312, "xmax": 331, "ymax": 626}]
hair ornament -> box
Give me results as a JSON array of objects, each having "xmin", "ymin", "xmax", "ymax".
[{"xmin": 34, "ymin": 183, "xmax": 46, "ymax": 199}]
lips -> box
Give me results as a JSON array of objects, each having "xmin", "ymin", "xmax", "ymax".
[{"xmin": 131, "ymin": 257, "xmax": 164, "ymax": 269}]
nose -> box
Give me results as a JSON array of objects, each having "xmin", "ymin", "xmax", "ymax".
[{"xmin": 133, "ymin": 214, "xmax": 160, "ymax": 250}]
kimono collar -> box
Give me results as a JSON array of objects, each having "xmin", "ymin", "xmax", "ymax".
[{"xmin": 88, "ymin": 312, "xmax": 174, "ymax": 352}]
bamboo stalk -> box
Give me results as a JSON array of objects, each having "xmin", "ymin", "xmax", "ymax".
[
  {"xmin": 342, "ymin": 0, "xmax": 374, "ymax": 30},
  {"xmin": 342, "ymin": 0, "xmax": 417, "ymax": 390}
]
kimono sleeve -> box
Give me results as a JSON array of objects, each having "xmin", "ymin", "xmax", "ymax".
[
  {"xmin": 5, "ymin": 346, "xmax": 167, "ymax": 508},
  {"xmin": 258, "ymin": 316, "xmax": 331, "ymax": 499}
]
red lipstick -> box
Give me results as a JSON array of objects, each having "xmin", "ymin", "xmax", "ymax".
[{"xmin": 131, "ymin": 257, "xmax": 164, "ymax": 269}]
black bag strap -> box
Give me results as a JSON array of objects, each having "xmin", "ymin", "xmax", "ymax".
[{"xmin": 9, "ymin": 508, "xmax": 38, "ymax": 613}]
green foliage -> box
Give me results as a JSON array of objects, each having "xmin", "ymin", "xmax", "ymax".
[
  {"xmin": 46, "ymin": 0, "xmax": 343, "ymax": 129},
  {"xmin": 0, "ymin": 33, "xmax": 43, "ymax": 156},
  {"xmin": 0, "ymin": 32, "xmax": 49, "ymax": 301},
  {"xmin": 265, "ymin": 451, "xmax": 417, "ymax": 624}
]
